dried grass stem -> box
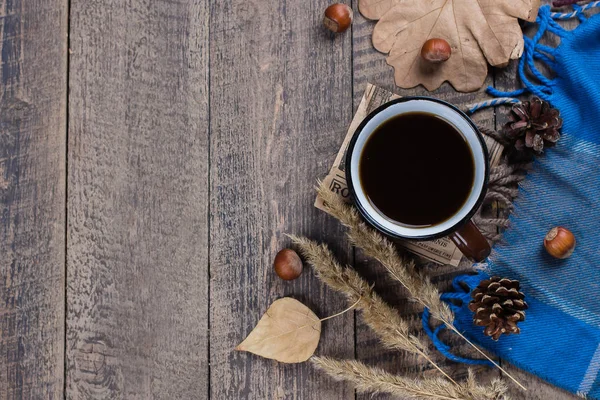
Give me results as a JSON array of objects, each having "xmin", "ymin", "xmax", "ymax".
[
  {"xmin": 311, "ymin": 357, "xmax": 508, "ymax": 400},
  {"xmin": 316, "ymin": 181, "xmax": 453, "ymax": 323}
]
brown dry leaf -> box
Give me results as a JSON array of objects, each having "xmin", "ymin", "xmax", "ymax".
[
  {"xmin": 359, "ymin": 0, "xmax": 541, "ymax": 92},
  {"xmin": 236, "ymin": 297, "xmax": 321, "ymax": 363}
]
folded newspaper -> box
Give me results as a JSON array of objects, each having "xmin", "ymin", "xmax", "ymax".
[{"xmin": 315, "ymin": 84, "xmax": 503, "ymax": 266}]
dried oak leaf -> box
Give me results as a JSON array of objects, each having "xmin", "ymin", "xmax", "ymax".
[
  {"xmin": 235, "ymin": 297, "xmax": 321, "ymax": 363},
  {"xmin": 359, "ymin": 0, "xmax": 541, "ymax": 92}
]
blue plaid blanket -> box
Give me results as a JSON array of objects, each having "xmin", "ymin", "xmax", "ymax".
[{"xmin": 426, "ymin": 4, "xmax": 600, "ymax": 397}]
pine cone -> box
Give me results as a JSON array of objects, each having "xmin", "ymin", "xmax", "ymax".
[
  {"xmin": 468, "ymin": 277, "xmax": 528, "ymax": 341},
  {"xmin": 503, "ymin": 97, "xmax": 562, "ymax": 154}
]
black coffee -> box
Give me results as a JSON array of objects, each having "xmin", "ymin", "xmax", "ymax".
[{"xmin": 359, "ymin": 112, "xmax": 475, "ymax": 227}]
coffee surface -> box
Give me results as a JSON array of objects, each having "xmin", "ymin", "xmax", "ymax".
[{"xmin": 359, "ymin": 112, "xmax": 475, "ymax": 228}]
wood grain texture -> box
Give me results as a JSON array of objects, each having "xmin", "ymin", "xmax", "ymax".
[
  {"xmin": 67, "ymin": 1, "xmax": 209, "ymax": 398},
  {"xmin": 2, "ymin": 0, "xmax": 582, "ymax": 398},
  {"xmin": 351, "ymin": 4, "xmax": 501, "ymax": 399},
  {"xmin": 208, "ymin": 1, "xmax": 355, "ymax": 399},
  {"xmin": 0, "ymin": 0, "xmax": 67, "ymax": 398},
  {"xmin": 349, "ymin": 0, "xmax": 578, "ymax": 397}
]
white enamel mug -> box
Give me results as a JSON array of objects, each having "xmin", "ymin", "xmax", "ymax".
[{"xmin": 345, "ymin": 97, "xmax": 491, "ymax": 262}]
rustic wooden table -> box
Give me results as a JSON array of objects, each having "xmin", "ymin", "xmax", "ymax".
[{"xmin": 0, "ymin": 0, "xmax": 579, "ymax": 399}]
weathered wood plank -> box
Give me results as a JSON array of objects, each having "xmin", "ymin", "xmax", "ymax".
[
  {"xmin": 66, "ymin": 1, "xmax": 210, "ymax": 398},
  {"xmin": 351, "ymin": 3, "xmax": 501, "ymax": 398},
  {"xmin": 0, "ymin": 0, "xmax": 67, "ymax": 398},
  {"xmin": 208, "ymin": 1, "xmax": 355, "ymax": 399},
  {"xmin": 349, "ymin": 0, "xmax": 580, "ymax": 397}
]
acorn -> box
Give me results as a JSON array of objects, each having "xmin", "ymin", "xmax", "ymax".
[
  {"xmin": 273, "ymin": 249, "xmax": 303, "ymax": 280},
  {"xmin": 544, "ymin": 227, "xmax": 576, "ymax": 259}
]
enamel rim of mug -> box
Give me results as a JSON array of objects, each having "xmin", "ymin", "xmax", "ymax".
[{"xmin": 345, "ymin": 96, "xmax": 490, "ymax": 241}]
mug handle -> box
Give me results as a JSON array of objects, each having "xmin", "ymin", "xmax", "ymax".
[{"xmin": 449, "ymin": 220, "xmax": 491, "ymax": 262}]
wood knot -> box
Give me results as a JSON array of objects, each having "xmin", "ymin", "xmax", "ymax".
[
  {"xmin": 235, "ymin": 2, "xmax": 258, "ymax": 27},
  {"xmin": 74, "ymin": 337, "xmax": 121, "ymax": 396},
  {"xmin": 0, "ymin": 98, "xmax": 33, "ymax": 125}
]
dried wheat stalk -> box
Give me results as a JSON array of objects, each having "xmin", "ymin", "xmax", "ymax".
[
  {"xmin": 311, "ymin": 357, "xmax": 509, "ymax": 400},
  {"xmin": 291, "ymin": 234, "xmax": 511, "ymax": 398},
  {"xmin": 316, "ymin": 180, "xmax": 454, "ymax": 323},
  {"xmin": 289, "ymin": 235, "xmax": 426, "ymax": 355},
  {"xmin": 291, "ymin": 235, "xmax": 464, "ymax": 384},
  {"xmin": 316, "ymin": 180, "xmax": 526, "ymax": 390}
]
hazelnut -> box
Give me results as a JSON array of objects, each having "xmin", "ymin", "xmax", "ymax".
[
  {"xmin": 421, "ymin": 38, "xmax": 452, "ymax": 63},
  {"xmin": 544, "ymin": 227, "xmax": 576, "ymax": 259},
  {"xmin": 274, "ymin": 249, "xmax": 303, "ymax": 280},
  {"xmin": 324, "ymin": 4, "xmax": 353, "ymax": 33}
]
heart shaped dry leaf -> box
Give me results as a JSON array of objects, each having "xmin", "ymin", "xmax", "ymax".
[
  {"xmin": 359, "ymin": 0, "xmax": 541, "ymax": 92},
  {"xmin": 236, "ymin": 297, "xmax": 321, "ymax": 363}
]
